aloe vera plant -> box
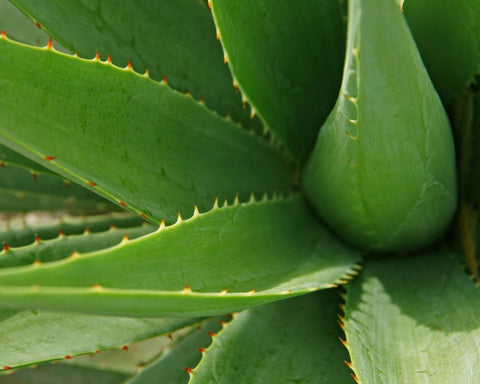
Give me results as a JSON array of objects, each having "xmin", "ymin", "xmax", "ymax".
[{"xmin": 0, "ymin": 0, "xmax": 479, "ymax": 382}]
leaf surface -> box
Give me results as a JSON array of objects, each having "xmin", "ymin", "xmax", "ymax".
[
  {"xmin": 210, "ymin": 0, "xmax": 346, "ymax": 159},
  {"xmin": 0, "ymin": 35, "xmax": 292, "ymax": 224},
  {"xmin": 9, "ymin": 0, "xmax": 259, "ymax": 130},
  {"xmin": 0, "ymin": 195, "xmax": 360, "ymax": 317},
  {"xmin": 190, "ymin": 291, "xmax": 352, "ymax": 384},
  {"xmin": 0, "ymin": 309, "xmax": 195, "ymax": 370},
  {"xmin": 343, "ymin": 251, "xmax": 480, "ymax": 383},
  {"xmin": 404, "ymin": 0, "xmax": 480, "ymax": 103}
]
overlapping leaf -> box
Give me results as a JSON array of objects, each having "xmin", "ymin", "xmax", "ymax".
[
  {"xmin": 0, "ymin": 35, "xmax": 293, "ymax": 224},
  {"xmin": 0, "ymin": 195, "xmax": 360, "ymax": 317}
]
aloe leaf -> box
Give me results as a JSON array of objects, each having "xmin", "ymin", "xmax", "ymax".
[
  {"xmin": 210, "ymin": 0, "xmax": 346, "ymax": 160},
  {"xmin": 343, "ymin": 251, "xmax": 480, "ymax": 383},
  {"xmin": 0, "ymin": 143, "xmax": 54, "ymax": 174},
  {"xmin": 303, "ymin": 0, "xmax": 457, "ymax": 251},
  {"xmin": 404, "ymin": 0, "xmax": 480, "ymax": 103},
  {"xmin": 0, "ymin": 309, "xmax": 196, "ymax": 370},
  {"xmin": 0, "ymin": 163, "xmax": 115, "ymax": 213},
  {"xmin": 126, "ymin": 319, "xmax": 223, "ymax": 384},
  {"xmin": 190, "ymin": 291, "xmax": 351, "ymax": 384},
  {"xmin": 0, "ymin": 212, "xmax": 144, "ymax": 248},
  {"xmin": 0, "ymin": 364, "xmax": 128, "ymax": 384},
  {"xmin": 9, "ymin": 0, "xmax": 259, "ymax": 131},
  {"xmin": 0, "ymin": 223, "xmax": 155, "ymax": 268},
  {"xmin": 0, "ymin": 35, "xmax": 293, "ymax": 224},
  {"xmin": 0, "ymin": 195, "xmax": 360, "ymax": 317}
]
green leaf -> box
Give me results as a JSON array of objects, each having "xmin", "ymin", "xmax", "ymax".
[
  {"xmin": 190, "ymin": 291, "xmax": 352, "ymax": 384},
  {"xmin": 0, "ymin": 195, "xmax": 360, "ymax": 317},
  {"xmin": 0, "ymin": 143, "xmax": 54, "ymax": 174},
  {"xmin": 0, "ymin": 163, "xmax": 115, "ymax": 213},
  {"xmin": 404, "ymin": 0, "xmax": 480, "ymax": 103},
  {"xmin": 343, "ymin": 251, "xmax": 480, "ymax": 383},
  {"xmin": 0, "ymin": 363, "xmax": 127, "ymax": 384},
  {"xmin": 303, "ymin": 0, "xmax": 457, "ymax": 251},
  {"xmin": 0, "ymin": 212, "xmax": 145, "ymax": 248},
  {"xmin": 0, "ymin": 309, "xmax": 195, "ymax": 370},
  {"xmin": 210, "ymin": 0, "xmax": 346, "ymax": 159},
  {"xmin": 0, "ymin": 222, "xmax": 155, "ymax": 268},
  {"xmin": 0, "ymin": 35, "xmax": 293, "ymax": 224},
  {"xmin": 9, "ymin": 0, "xmax": 260, "ymax": 131},
  {"xmin": 126, "ymin": 319, "xmax": 223, "ymax": 384}
]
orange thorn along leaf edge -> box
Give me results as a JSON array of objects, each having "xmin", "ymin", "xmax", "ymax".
[
  {"xmin": 183, "ymin": 367, "xmax": 193, "ymax": 374},
  {"xmin": 46, "ymin": 37, "xmax": 53, "ymax": 49},
  {"xmin": 44, "ymin": 155, "xmax": 56, "ymax": 161},
  {"xmin": 35, "ymin": 21, "xmax": 41, "ymax": 29}
]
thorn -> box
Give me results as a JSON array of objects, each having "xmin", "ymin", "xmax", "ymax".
[
  {"xmin": 185, "ymin": 89, "xmax": 191, "ymax": 96},
  {"xmin": 183, "ymin": 367, "xmax": 193, "ymax": 374},
  {"xmin": 88, "ymin": 181, "xmax": 97, "ymax": 186},
  {"xmin": 223, "ymin": 56, "xmax": 228, "ymax": 64},
  {"xmin": 176, "ymin": 212, "xmax": 183, "ymax": 224},
  {"xmin": 250, "ymin": 107, "xmax": 256, "ymax": 119},
  {"xmin": 159, "ymin": 219, "xmax": 166, "ymax": 230},
  {"xmin": 3, "ymin": 242, "xmax": 9, "ymax": 252},
  {"xmin": 35, "ymin": 21, "xmax": 41, "ymax": 29},
  {"xmin": 3, "ymin": 366, "xmax": 11, "ymax": 370},
  {"xmin": 207, "ymin": 331, "xmax": 216, "ymax": 337},
  {"xmin": 339, "ymin": 337, "xmax": 348, "ymax": 348},
  {"xmin": 199, "ymin": 96, "xmax": 205, "ymax": 103},
  {"xmin": 91, "ymin": 283, "xmax": 102, "ymax": 291},
  {"xmin": 74, "ymin": 52, "xmax": 78, "ymax": 57},
  {"xmin": 65, "ymin": 180, "xmax": 71, "ymax": 188},
  {"xmin": 144, "ymin": 68, "xmax": 149, "ymax": 77},
  {"xmin": 161, "ymin": 74, "xmax": 167, "ymax": 83},
  {"xmin": 121, "ymin": 233, "xmax": 129, "ymax": 243},
  {"xmin": 198, "ymin": 347, "xmax": 205, "ymax": 353},
  {"xmin": 64, "ymin": 355, "xmax": 72, "ymax": 360},
  {"xmin": 167, "ymin": 333, "xmax": 173, "ymax": 341},
  {"xmin": 183, "ymin": 285, "xmax": 192, "ymax": 293},
  {"xmin": 35, "ymin": 234, "xmax": 41, "ymax": 243},
  {"xmin": 32, "ymin": 172, "xmax": 38, "ymax": 183},
  {"xmin": 1, "ymin": 31, "xmax": 6, "ymax": 38},
  {"xmin": 32, "ymin": 259, "xmax": 42, "ymax": 267},
  {"xmin": 68, "ymin": 252, "xmax": 79, "ymax": 260},
  {"xmin": 246, "ymin": 288, "xmax": 257, "ymax": 294},
  {"xmin": 233, "ymin": 194, "xmax": 239, "ymax": 205},
  {"xmin": 351, "ymin": 373, "xmax": 360, "ymax": 383},
  {"xmin": 106, "ymin": 54, "xmax": 112, "ymax": 64},
  {"xmin": 212, "ymin": 198, "xmax": 219, "ymax": 209},
  {"xmin": 94, "ymin": 50, "xmax": 100, "ymax": 61},
  {"xmin": 84, "ymin": 227, "xmax": 91, "ymax": 234},
  {"xmin": 233, "ymin": 82, "xmax": 239, "ymax": 93},
  {"xmin": 126, "ymin": 60, "xmax": 133, "ymax": 70},
  {"xmin": 207, "ymin": 0, "xmax": 212, "ymax": 9},
  {"xmin": 46, "ymin": 37, "xmax": 53, "ymax": 49},
  {"xmin": 95, "ymin": 350, "xmax": 101, "ymax": 354},
  {"xmin": 216, "ymin": 31, "xmax": 220, "ymax": 40},
  {"xmin": 44, "ymin": 155, "xmax": 56, "ymax": 161},
  {"xmin": 58, "ymin": 229, "xmax": 66, "ymax": 237},
  {"xmin": 140, "ymin": 213, "xmax": 147, "ymax": 219},
  {"xmin": 248, "ymin": 192, "xmax": 255, "ymax": 203},
  {"xmin": 0, "ymin": 162, "xmax": 4, "ymax": 168},
  {"xmin": 122, "ymin": 345, "xmax": 129, "ymax": 351},
  {"xmin": 344, "ymin": 361, "xmax": 353, "ymax": 369},
  {"xmin": 193, "ymin": 205, "xmax": 200, "ymax": 217},
  {"xmin": 219, "ymin": 289, "xmax": 228, "ymax": 294},
  {"xmin": 119, "ymin": 200, "xmax": 127, "ymax": 207}
]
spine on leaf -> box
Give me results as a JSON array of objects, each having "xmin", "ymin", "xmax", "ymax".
[{"xmin": 303, "ymin": 0, "xmax": 457, "ymax": 252}]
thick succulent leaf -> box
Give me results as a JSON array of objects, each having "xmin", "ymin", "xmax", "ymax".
[
  {"xmin": 404, "ymin": 0, "xmax": 480, "ymax": 103},
  {"xmin": 190, "ymin": 291, "xmax": 351, "ymax": 384},
  {"xmin": 0, "ymin": 163, "xmax": 115, "ymax": 213},
  {"xmin": 0, "ymin": 195, "xmax": 360, "ymax": 317},
  {"xmin": 0, "ymin": 223, "xmax": 155, "ymax": 268},
  {"xmin": 126, "ymin": 319, "xmax": 223, "ymax": 384},
  {"xmin": 0, "ymin": 364, "xmax": 128, "ymax": 384},
  {"xmin": 343, "ymin": 251, "xmax": 480, "ymax": 383},
  {"xmin": 0, "ymin": 212, "xmax": 144, "ymax": 247},
  {"xmin": 303, "ymin": 0, "xmax": 457, "ymax": 251},
  {"xmin": 9, "ymin": 0, "xmax": 260, "ymax": 131},
  {"xmin": 0, "ymin": 310, "xmax": 195, "ymax": 370},
  {"xmin": 0, "ymin": 0, "xmax": 49, "ymax": 47},
  {"xmin": 210, "ymin": 0, "xmax": 346, "ymax": 159},
  {"xmin": 0, "ymin": 35, "xmax": 293, "ymax": 224}
]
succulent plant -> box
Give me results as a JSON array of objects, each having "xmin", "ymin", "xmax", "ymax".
[{"xmin": 0, "ymin": 0, "xmax": 479, "ymax": 382}]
